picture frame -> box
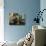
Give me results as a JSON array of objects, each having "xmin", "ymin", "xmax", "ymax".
[{"xmin": 9, "ymin": 12, "xmax": 26, "ymax": 25}]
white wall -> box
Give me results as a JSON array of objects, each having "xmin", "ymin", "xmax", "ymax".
[
  {"xmin": 0, "ymin": 0, "xmax": 4, "ymax": 43},
  {"xmin": 40, "ymin": 0, "xmax": 46, "ymax": 27}
]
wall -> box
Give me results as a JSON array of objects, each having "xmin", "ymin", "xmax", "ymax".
[
  {"xmin": 4, "ymin": 0, "xmax": 40, "ymax": 42},
  {"xmin": 40, "ymin": 0, "xmax": 46, "ymax": 27},
  {"xmin": 0, "ymin": 0, "xmax": 4, "ymax": 42}
]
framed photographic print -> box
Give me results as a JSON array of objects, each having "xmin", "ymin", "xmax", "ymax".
[{"xmin": 9, "ymin": 12, "xmax": 25, "ymax": 25}]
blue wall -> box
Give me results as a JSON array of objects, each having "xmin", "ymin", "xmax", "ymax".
[{"xmin": 4, "ymin": 0, "xmax": 40, "ymax": 42}]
